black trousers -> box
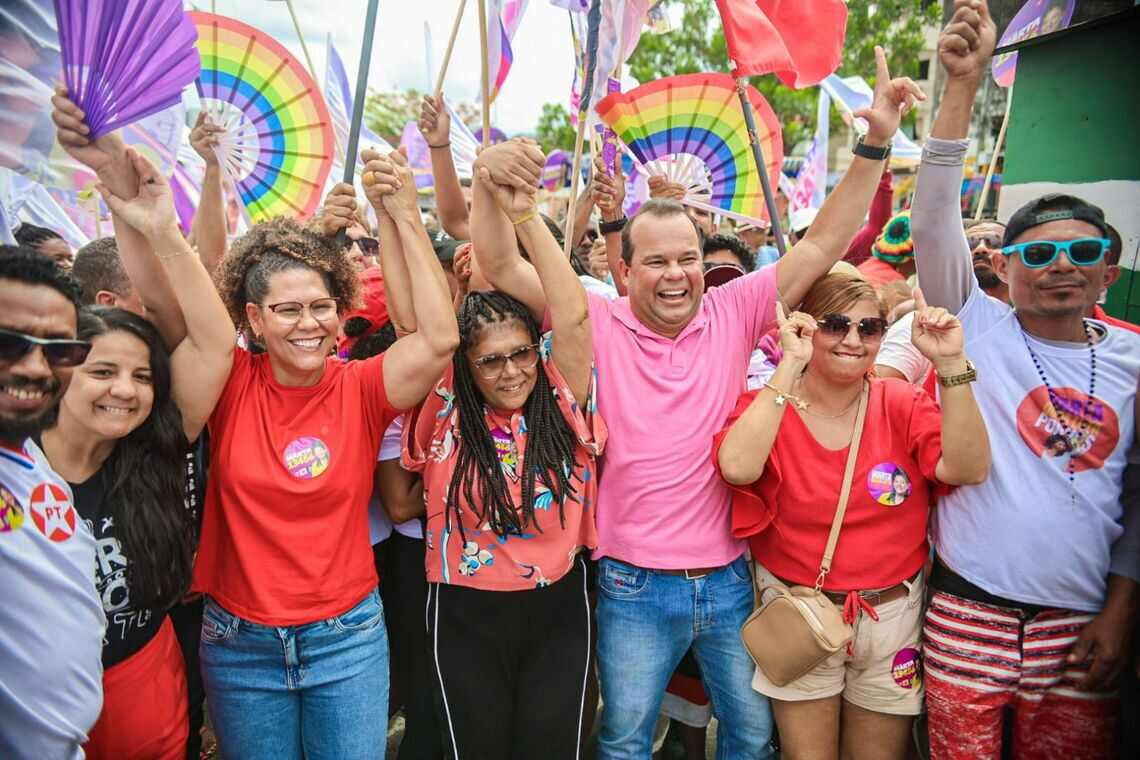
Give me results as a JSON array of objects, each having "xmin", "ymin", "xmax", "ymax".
[
  {"xmin": 375, "ymin": 533, "xmax": 446, "ymax": 760},
  {"xmin": 169, "ymin": 596, "xmax": 205, "ymax": 760},
  {"xmin": 427, "ymin": 556, "xmax": 595, "ymax": 760}
]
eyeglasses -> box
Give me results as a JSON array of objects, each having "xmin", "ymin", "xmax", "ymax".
[
  {"xmin": 262, "ymin": 298, "xmax": 339, "ymax": 324},
  {"xmin": 352, "ymin": 237, "xmax": 379, "ymax": 256},
  {"xmin": 967, "ymin": 233, "xmax": 1002, "ymax": 251},
  {"xmin": 472, "ymin": 343, "xmax": 540, "ymax": 379},
  {"xmin": 1001, "ymin": 238, "xmax": 1108, "ymax": 269},
  {"xmin": 817, "ymin": 314, "xmax": 888, "ymax": 341},
  {"xmin": 0, "ymin": 328, "xmax": 91, "ymax": 367}
]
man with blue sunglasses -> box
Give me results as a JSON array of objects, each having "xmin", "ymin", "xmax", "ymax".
[{"xmin": 910, "ymin": 2, "xmax": 1140, "ymax": 758}]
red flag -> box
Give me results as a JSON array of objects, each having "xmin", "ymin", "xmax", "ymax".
[{"xmin": 715, "ymin": 0, "xmax": 847, "ymax": 88}]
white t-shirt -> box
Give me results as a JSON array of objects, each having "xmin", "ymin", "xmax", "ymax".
[
  {"xmin": 931, "ymin": 289, "xmax": 1140, "ymax": 612},
  {"xmin": 1, "ymin": 439, "xmax": 105, "ymax": 759},
  {"xmin": 367, "ymin": 417, "xmax": 423, "ymax": 543},
  {"xmin": 875, "ymin": 312, "xmax": 932, "ymax": 384}
]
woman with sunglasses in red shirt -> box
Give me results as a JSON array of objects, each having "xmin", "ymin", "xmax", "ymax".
[{"xmin": 714, "ymin": 273, "xmax": 990, "ymax": 759}]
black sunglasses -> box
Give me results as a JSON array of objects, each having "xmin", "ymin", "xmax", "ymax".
[
  {"xmin": 0, "ymin": 328, "xmax": 91, "ymax": 367},
  {"xmin": 351, "ymin": 237, "xmax": 379, "ymax": 256},
  {"xmin": 967, "ymin": 233, "xmax": 1002, "ymax": 251},
  {"xmin": 818, "ymin": 314, "xmax": 888, "ymax": 341}
]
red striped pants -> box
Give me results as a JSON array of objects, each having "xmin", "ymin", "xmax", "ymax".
[{"xmin": 923, "ymin": 591, "xmax": 1119, "ymax": 760}]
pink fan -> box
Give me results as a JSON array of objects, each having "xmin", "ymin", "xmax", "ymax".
[{"xmin": 55, "ymin": 0, "xmax": 200, "ymax": 139}]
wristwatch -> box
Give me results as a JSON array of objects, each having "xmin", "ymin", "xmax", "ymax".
[
  {"xmin": 853, "ymin": 135, "xmax": 892, "ymax": 162},
  {"xmin": 937, "ymin": 360, "xmax": 977, "ymax": 388},
  {"xmin": 599, "ymin": 217, "xmax": 627, "ymax": 235}
]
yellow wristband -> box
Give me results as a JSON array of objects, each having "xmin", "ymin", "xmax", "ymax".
[{"xmin": 512, "ymin": 210, "xmax": 537, "ymax": 226}]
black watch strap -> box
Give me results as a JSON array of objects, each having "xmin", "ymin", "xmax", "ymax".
[
  {"xmin": 599, "ymin": 217, "xmax": 627, "ymax": 235},
  {"xmin": 853, "ymin": 136, "xmax": 891, "ymax": 162}
]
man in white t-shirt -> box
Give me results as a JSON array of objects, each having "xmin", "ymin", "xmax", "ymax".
[
  {"xmin": 0, "ymin": 248, "xmax": 105, "ymax": 759},
  {"xmin": 911, "ymin": 5, "xmax": 1139, "ymax": 758}
]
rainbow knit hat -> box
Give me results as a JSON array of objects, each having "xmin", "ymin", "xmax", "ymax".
[{"xmin": 872, "ymin": 210, "xmax": 914, "ymax": 265}]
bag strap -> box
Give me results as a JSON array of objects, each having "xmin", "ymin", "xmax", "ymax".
[{"xmin": 814, "ymin": 381, "xmax": 870, "ymax": 591}]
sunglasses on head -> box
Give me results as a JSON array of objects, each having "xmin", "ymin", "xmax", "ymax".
[
  {"xmin": 817, "ymin": 314, "xmax": 888, "ymax": 341},
  {"xmin": 1001, "ymin": 238, "xmax": 1108, "ymax": 269},
  {"xmin": 967, "ymin": 233, "xmax": 1002, "ymax": 251},
  {"xmin": 353, "ymin": 237, "xmax": 379, "ymax": 256},
  {"xmin": 0, "ymin": 328, "xmax": 91, "ymax": 367}
]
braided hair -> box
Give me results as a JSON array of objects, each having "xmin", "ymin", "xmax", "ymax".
[{"xmin": 446, "ymin": 291, "xmax": 581, "ymax": 541}]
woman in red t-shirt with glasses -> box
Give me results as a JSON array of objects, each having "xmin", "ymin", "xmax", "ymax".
[{"xmin": 714, "ymin": 273, "xmax": 990, "ymax": 759}]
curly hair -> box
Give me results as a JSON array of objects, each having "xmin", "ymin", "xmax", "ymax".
[{"xmin": 214, "ymin": 216, "xmax": 360, "ymax": 332}]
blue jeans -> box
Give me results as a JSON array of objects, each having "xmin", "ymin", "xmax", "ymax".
[
  {"xmin": 596, "ymin": 556, "xmax": 775, "ymax": 759},
  {"xmin": 200, "ymin": 590, "xmax": 389, "ymax": 760}
]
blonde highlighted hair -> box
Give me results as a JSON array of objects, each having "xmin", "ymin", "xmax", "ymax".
[{"xmin": 797, "ymin": 273, "xmax": 885, "ymax": 321}]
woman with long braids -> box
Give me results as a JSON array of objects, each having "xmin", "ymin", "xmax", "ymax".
[{"xmin": 400, "ymin": 145, "xmax": 605, "ymax": 758}]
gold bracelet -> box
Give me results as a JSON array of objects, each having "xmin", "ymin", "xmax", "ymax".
[
  {"xmin": 158, "ymin": 247, "xmax": 193, "ymax": 262},
  {"xmin": 763, "ymin": 382, "xmax": 807, "ymax": 410},
  {"xmin": 512, "ymin": 210, "xmax": 537, "ymax": 226}
]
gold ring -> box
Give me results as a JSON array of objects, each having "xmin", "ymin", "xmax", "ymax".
[{"xmin": 362, "ymin": 171, "xmax": 375, "ymax": 187}]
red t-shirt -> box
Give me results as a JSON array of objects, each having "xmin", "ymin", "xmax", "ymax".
[
  {"xmin": 712, "ymin": 379, "xmax": 948, "ymax": 591},
  {"xmin": 856, "ymin": 257, "xmax": 906, "ymax": 288},
  {"xmin": 192, "ymin": 347, "xmax": 400, "ymax": 626}
]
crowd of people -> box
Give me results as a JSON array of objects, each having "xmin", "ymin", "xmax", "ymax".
[{"xmin": 1, "ymin": 2, "xmax": 1137, "ymax": 759}]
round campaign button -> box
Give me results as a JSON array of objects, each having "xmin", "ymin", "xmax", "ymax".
[
  {"xmin": 283, "ymin": 437, "xmax": 331, "ymax": 479},
  {"xmin": 867, "ymin": 462, "xmax": 912, "ymax": 506}
]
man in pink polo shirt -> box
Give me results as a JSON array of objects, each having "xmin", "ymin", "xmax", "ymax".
[{"xmin": 470, "ymin": 52, "xmax": 922, "ymax": 759}]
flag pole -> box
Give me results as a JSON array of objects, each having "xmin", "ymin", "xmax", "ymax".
[
  {"xmin": 283, "ymin": 0, "xmax": 319, "ymax": 82},
  {"xmin": 735, "ymin": 77, "xmax": 786, "ymax": 256},
  {"xmin": 974, "ymin": 83, "xmax": 1012, "ymax": 221},
  {"xmin": 434, "ymin": 0, "xmax": 468, "ymax": 98},
  {"xmin": 477, "ymin": 0, "xmax": 491, "ymax": 147},
  {"xmin": 337, "ymin": 0, "xmax": 380, "ymax": 246},
  {"xmin": 563, "ymin": 0, "xmax": 601, "ymax": 258}
]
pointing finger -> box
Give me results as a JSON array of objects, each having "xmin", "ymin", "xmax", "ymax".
[
  {"xmin": 913, "ymin": 286, "xmax": 928, "ymax": 312},
  {"xmin": 775, "ymin": 301, "xmax": 787, "ymax": 325},
  {"xmin": 874, "ymin": 46, "xmax": 890, "ymax": 90}
]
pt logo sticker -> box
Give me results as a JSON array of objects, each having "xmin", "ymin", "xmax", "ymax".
[
  {"xmin": 0, "ymin": 484, "xmax": 25, "ymax": 533},
  {"xmin": 891, "ymin": 647, "xmax": 921, "ymax": 689},
  {"xmin": 283, "ymin": 437, "xmax": 331, "ymax": 479},
  {"xmin": 868, "ymin": 463, "xmax": 911, "ymax": 506},
  {"xmin": 29, "ymin": 483, "xmax": 77, "ymax": 541}
]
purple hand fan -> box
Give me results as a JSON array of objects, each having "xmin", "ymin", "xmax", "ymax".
[{"xmin": 55, "ymin": 0, "xmax": 200, "ymax": 139}]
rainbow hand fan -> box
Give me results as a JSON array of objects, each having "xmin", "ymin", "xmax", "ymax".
[
  {"xmin": 55, "ymin": 0, "xmax": 200, "ymax": 139},
  {"xmin": 188, "ymin": 12, "xmax": 333, "ymax": 223},
  {"xmin": 595, "ymin": 73, "xmax": 783, "ymax": 225}
]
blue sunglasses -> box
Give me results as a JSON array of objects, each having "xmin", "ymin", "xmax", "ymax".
[{"xmin": 1001, "ymin": 238, "xmax": 1109, "ymax": 269}]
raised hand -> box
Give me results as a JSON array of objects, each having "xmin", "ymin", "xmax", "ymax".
[
  {"xmin": 52, "ymin": 86, "xmax": 136, "ymax": 199},
  {"xmin": 939, "ymin": 0, "xmax": 997, "ymax": 83},
  {"xmin": 317, "ymin": 182, "xmax": 359, "ymax": 237},
  {"xmin": 775, "ymin": 302, "xmax": 816, "ymax": 367},
  {"xmin": 476, "ymin": 164, "xmax": 538, "ymax": 222},
  {"xmin": 591, "ymin": 155, "xmax": 626, "ymax": 220},
  {"xmin": 648, "ymin": 174, "xmax": 685, "ymax": 201},
  {"xmin": 189, "ymin": 111, "xmax": 223, "ymax": 167},
  {"xmin": 910, "ymin": 287, "xmax": 967, "ymax": 369},
  {"xmin": 474, "ymin": 138, "xmax": 544, "ymax": 190},
  {"xmin": 95, "ymin": 149, "xmax": 179, "ymax": 242},
  {"xmin": 418, "ymin": 94, "xmax": 451, "ymax": 147},
  {"xmin": 852, "ymin": 46, "xmax": 927, "ymax": 145}
]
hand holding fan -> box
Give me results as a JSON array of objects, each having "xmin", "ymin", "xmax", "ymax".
[
  {"xmin": 595, "ymin": 73, "xmax": 783, "ymax": 227},
  {"xmin": 188, "ymin": 12, "xmax": 334, "ymax": 223},
  {"xmin": 55, "ymin": 0, "xmax": 200, "ymax": 139}
]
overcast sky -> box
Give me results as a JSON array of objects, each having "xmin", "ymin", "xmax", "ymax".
[{"xmin": 196, "ymin": 1, "xmax": 577, "ymax": 135}]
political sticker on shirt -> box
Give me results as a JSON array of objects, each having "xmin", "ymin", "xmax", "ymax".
[
  {"xmin": 491, "ymin": 427, "xmax": 519, "ymax": 481},
  {"xmin": 1015, "ymin": 386, "xmax": 1118, "ymax": 472},
  {"xmin": 0, "ymin": 483, "xmax": 24, "ymax": 533},
  {"xmin": 29, "ymin": 482, "xmax": 77, "ymax": 541},
  {"xmin": 868, "ymin": 463, "xmax": 911, "ymax": 506},
  {"xmin": 891, "ymin": 647, "xmax": 921, "ymax": 689},
  {"xmin": 283, "ymin": 437, "xmax": 331, "ymax": 479}
]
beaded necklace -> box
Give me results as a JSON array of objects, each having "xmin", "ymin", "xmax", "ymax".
[{"xmin": 1020, "ymin": 319, "xmax": 1097, "ymax": 501}]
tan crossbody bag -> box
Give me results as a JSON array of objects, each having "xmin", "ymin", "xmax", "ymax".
[{"xmin": 739, "ymin": 381, "xmax": 869, "ymax": 687}]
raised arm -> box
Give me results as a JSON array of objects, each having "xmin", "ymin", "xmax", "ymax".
[
  {"xmin": 470, "ymin": 139, "xmax": 547, "ymax": 320},
  {"xmin": 912, "ymin": 0, "xmax": 997, "ymax": 312},
  {"xmin": 97, "ymin": 150, "xmax": 235, "ymax": 441},
  {"xmin": 844, "ymin": 167, "xmax": 892, "ymax": 265},
  {"xmin": 52, "ymin": 91, "xmax": 188, "ymax": 350},
  {"xmin": 188, "ymin": 112, "xmax": 228, "ymax": 274},
  {"xmin": 477, "ymin": 155, "xmax": 593, "ymax": 405},
  {"xmin": 909, "ymin": 289, "xmax": 989, "ymax": 485},
  {"xmin": 356, "ymin": 152, "xmax": 417, "ymax": 336},
  {"xmin": 369, "ymin": 151, "xmax": 460, "ymax": 409},
  {"xmin": 419, "ymin": 94, "xmax": 471, "ymax": 240},
  {"xmin": 717, "ymin": 304, "xmax": 813, "ymax": 485},
  {"xmin": 591, "ymin": 155, "xmax": 627, "ymax": 295},
  {"xmin": 776, "ymin": 47, "xmax": 924, "ymax": 306}
]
